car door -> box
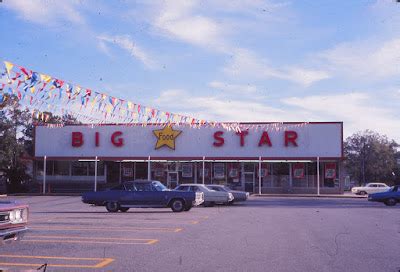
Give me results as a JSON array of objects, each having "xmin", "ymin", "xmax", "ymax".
[
  {"xmin": 132, "ymin": 182, "xmax": 155, "ymax": 205},
  {"xmin": 366, "ymin": 184, "xmax": 377, "ymax": 194},
  {"xmin": 113, "ymin": 183, "xmax": 135, "ymax": 205}
]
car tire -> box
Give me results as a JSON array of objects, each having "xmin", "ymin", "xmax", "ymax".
[
  {"xmin": 384, "ymin": 198, "xmax": 397, "ymax": 206},
  {"xmin": 184, "ymin": 205, "xmax": 192, "ymax": 211},
  {"xmin": 359, "ymin": 191, "xmax": 367, "ymax": 195},
  {"xmin": 171, "ymin": 199, "xmax": 185, "ymax": 212},
  {"xmin": 106, "ymin": 202, "xmax": 120, "ymax": 212},
  {"xmin": 119, "ymin": 207, "xmax": 129, "ymax": 212}
]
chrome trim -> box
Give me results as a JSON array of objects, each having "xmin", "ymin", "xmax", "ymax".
[
  {"xmin": 0, "ymin": 226, "xmax": 28, "ymax": 244},
  {"xmin": 0, "ymin": 211, "xmax": 10, "ymax": 225}
]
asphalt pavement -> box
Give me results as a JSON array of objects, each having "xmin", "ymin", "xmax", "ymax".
[{"xmin": 0, "ymin": 196, "xmax": 399, "ymax": 272}]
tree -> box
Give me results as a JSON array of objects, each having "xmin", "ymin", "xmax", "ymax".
[
  {"xmin": 0, "ymin": 94, "xmax": 82, "ymax": 192},
  {"xmin": 0, "ymin": 94, "xmax": 32, "ymax": 192},
  {"xmin": 344, "ymin": 130, "xmax": 398, "ymax": 186}
]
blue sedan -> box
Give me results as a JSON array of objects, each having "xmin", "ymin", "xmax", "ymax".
[{"xmin": 368, "ymin": 185, "xmax": 400, "ymax": 206}]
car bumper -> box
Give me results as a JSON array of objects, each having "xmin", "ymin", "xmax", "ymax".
[{"xmin": 0, "ymin": 226, "xmax": 28, "ymax": 244}]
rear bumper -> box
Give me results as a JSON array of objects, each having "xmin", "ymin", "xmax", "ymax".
[
  {"xmin": 192, "ymin": 198, "xmax": 204, "ymax": 206},
  {"xmin": 0, "ymin": 226, "xmax": 28, "ymax": 244}
]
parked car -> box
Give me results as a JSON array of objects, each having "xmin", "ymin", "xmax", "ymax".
[
  {"xmin": 351, "ymin": 183, "xmax": 390, "ymax": 195},
  {"xmin": 206, "ymin": 185, "xmax": 249, "ymax": 203},
  {"xmin": 0, "ymin": 201, "xmax": 29, "ymax": 245},
  {"xmin": 368, "ymin": 185, "xmax": 400, "ymax": 206},
  {"xmin": 175, "ymin": 184, "xmax": 234, "ymax": 206},
  {"xmin": 82, "ymin": 180, "xmax": 204, "ymax": 212}
]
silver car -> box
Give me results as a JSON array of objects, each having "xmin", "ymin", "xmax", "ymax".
[
  {"xmin": 207, "ymin": 185, "xmax": 249, "ymax": 203},
  {"xmin": 175, "ymin": 184, "xmax": 234, "ymax": 206}
]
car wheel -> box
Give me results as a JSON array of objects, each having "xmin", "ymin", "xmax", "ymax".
[
  {"xmin": 384, "ymin": 198, "xmax": 397, "ymax": 206},
  {"xmin": 171, "ymin": 199, "xmax": 185, "ymax": 212},
  {"xmin": 119, "ymin": 207, "xmax": 129, "ymax": 212},
  {"xmin": 106, "ymin": 202, "xmax": 120, "ymax": 212},
  {"xmin": 184, "ymin": 205, "xmax": 192, "ymax": 211},
  {"xmin": 359, "ymin": 191, "xmax": 367, "ymax": 195}
]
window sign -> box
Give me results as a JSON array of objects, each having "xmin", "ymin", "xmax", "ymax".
[
  {"xmin": 154, "ymin": 169, "xmax": 164, "ymax": 177},
  {"xmin": 229, "ymin": 168, "xmax": 239, "ymax": 178},
  {"xmin": 182, "ymin": 163, "xmax": 193, "ymax": 178},
  {"xmin": 214, "ymin": 163, "xmax": 225, "ymax": 179},
  {"xmin": 123, "ymin": 167, "xmax": 133, "ymax": 177},
  {"xmin": 293, "ymin": 163, "xmax": 305, "ymax": 179},
  {"xmin": 325, "ymin": 163, "xmax": 337, "ymax": 179}
]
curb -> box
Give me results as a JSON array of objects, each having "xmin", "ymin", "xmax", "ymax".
[{"xmin": 252, "ymin": 194, "xmax": 367, "ymax": 199}]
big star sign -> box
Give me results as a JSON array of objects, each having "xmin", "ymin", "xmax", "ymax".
[{"xmin": 153, "ymin": 126, "xmax": 182, "ymax": 150}]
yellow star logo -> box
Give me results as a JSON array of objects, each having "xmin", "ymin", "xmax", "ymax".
[{"xmin": 153, "ymin": 126, "xmax": 182, "ymax": 150}]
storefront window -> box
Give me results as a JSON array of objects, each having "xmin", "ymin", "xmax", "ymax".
[
  {"xmin": 37, "ymin": 160, "xmax": 54, "ymax": 176},
  {"xmin": 54, "ymin": 161, "xmax": 69, "ymax": 176},
  {"xmin": 323, "ymin": 162, "xmax": 338, "ymax": 188},
  {"xmin": 72, "ymin": 161, "xmax": 88, "ymax": 176},
  {"xmin": 292, "ymin": 163, "xmax": 307, "ymax": 187},
  {"xmin": 272, "ymin": 163, "xmax": 288, "ymax": 187},
  {"xmin": 88, "ymin": 161, "xmax": 105, "ymax": 176},
  {"xmin": 213, "ymin": 163, "xmax": 225, "ymax": 180}
]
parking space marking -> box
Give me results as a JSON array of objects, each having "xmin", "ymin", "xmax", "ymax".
[
  {"xmin": 0, "ymin": 254, "xmax": 114, "ymax": 269},
  {"xmin": 30, "ymin": 226, "xmax": 182, "ymax": 232},
  {"xmin": 30, "ymin": 219, "xmax": 202, "ymax": 225},
  {"xmin": 23, "ymin": 235, "xmax": 158, "ymax": 245}
]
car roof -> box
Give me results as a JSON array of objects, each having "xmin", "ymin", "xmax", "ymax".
[
  {"xmin": 125, "ymin": 180, "xmax": 158, "ymax": 183},
  {"xmin": 179, "ymin": 184, "xmax": 206, "ymax": 186}
]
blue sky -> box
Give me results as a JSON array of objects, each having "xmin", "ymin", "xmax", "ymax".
[{"xmin": 1, "ymin": 0, "xmax": 400, "ymax": 142}]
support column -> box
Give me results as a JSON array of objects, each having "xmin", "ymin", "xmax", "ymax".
[
  {"xmin": 94, "ymin": 156, "xmax": 98, "ymax": 192},
  {"xmin": 119, "ymin": 161, "xmax": 122, "ymax": 184},
  {"xmin": 194, "ymin": 162, "xmax": 198, "ymax": 184},
  {"xmin": 147, "ymin": 156, "xmax": 151, "ymax": 180},
  {"xmin": 202, "ymin": 156, "xmax": 205, "ymax": 185},
  {"xmin": 43, "ymin": 156, "xmax": 47, "ymax": 195},
  {"xmin": 317, "ymin": 157, "xmax": 320, "ymax": 196},
  {"xmin": 289, "ymin": 163, "xmax": 293, "ymax": 189},
  {"xmin": 258, "ymin": 156, "xmax": 262, "ymax": 195}
]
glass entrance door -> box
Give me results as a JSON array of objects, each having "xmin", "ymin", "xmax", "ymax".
[
  {"xmin": 244, "ymin": 173, "xmax": 255, "ymax": 193},
  {"xmin": 167, "ymin": 172, "xmax": 179, "ymax": 189}
]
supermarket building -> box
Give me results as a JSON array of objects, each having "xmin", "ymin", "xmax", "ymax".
[{"xmin": 33, "ymin": 122, "xmax": 344, "ymax": 194}]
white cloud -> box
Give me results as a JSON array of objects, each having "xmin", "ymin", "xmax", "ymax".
[
  {"xmin": 97, "ymin": 35, "xmax": 158, "ymax": 69},
  {"xmin": 282, "ymin": 92, "xmax": 400, "ymax": 140},
  {"xmin": 151, "ymin": 1, "xmax": 226, "ymax": 51},
  {"xmin": 224, "ymin": 49, "xmax": 330, "ymax": 86},
  {"xmin": 4, "ymin": 0, "xmax": 85, "ymax": 25},
  {"xmin": 152, "ymin": 89, "xmax": 400, "ymax": 141},
  {"xmin": 318, "ymin": 38, "xmax": 400, "ymax": 79},
  {"xmin": 154, "ymin": 89, "xmax": 306, "ymax": 122},
  {"xmin": 209, "ymin": 81, "xmax": 258, "ymax": 94}
]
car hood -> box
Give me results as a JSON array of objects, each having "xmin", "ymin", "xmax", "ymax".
[{"xmin": 0, "ymin": 201, "xmax": 28, "ymax": 211}]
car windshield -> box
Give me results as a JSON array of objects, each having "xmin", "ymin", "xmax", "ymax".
[{"xmin": 152, "ymin": 181, "xmax": 168, "ymax": 191}]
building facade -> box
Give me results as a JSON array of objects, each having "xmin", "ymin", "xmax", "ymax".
[{"xmin": 33, "ymin": 122, "xmax": 344, "ymax": 194}]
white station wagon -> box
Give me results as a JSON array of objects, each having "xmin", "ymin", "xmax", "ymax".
[{"xmin": 351, "ymin": 183, "xmax": 390, "ymax": 195}]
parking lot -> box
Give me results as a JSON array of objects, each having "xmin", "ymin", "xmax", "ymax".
[{"xmin": 0, "ymin": 196, "xmax": 399, "ymax": 272}]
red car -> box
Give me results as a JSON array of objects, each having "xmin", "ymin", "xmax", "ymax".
[{"xmin": 0, "ymin": 201, "xmax": 29, "ymax": 244}]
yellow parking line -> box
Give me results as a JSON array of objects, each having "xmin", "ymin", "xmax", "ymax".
[
  {"xmin": 30, "ymin": 226, "xmax": 182, "ymax": 232},
  {"xmin": 190, "ymin": 221, "xmax": 199, "ymax": 224},
  {"xmin": 26, "ymin": 235, "xmax": 155, "ymax": 241},
  {"xmin": 0, "ymin": 255, "xmax": 114, "ymax": 269},
  {"xmin": 30, "ymin": 219, "xmax": 197, "ymax": 225},
  {"xmin": 22, "ymin": 239, "xmax": 153, "ymax": 245},
  {"xmin": 23, "ymin": 235, "xmax": 158, "ymax": 245}
]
